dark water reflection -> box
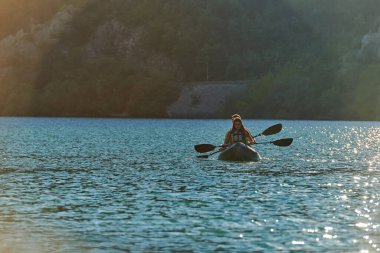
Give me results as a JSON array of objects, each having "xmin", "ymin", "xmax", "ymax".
[{"xmin": 0, "ymin": 118, "xmax": 379, "ymax": 252}]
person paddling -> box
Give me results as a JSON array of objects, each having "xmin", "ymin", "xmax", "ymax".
[{"xmin": 224, "ymin": 115, "xmax": 256, "ymax": 145}]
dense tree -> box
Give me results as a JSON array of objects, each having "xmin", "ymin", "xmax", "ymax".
[{"xmin": 0, "ymin": 0, "xmax": 380, "ymax": 119}]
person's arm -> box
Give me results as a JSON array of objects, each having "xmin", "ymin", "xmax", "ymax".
[
  {"xmin": 245, "ymin": 130, "xmax": 256, "ymax": 144},
  {"xmin": 224, "ymin": 130, "xmax": 231, "ymax": 145}
]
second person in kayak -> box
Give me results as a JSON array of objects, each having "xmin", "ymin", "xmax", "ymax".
[{"xmin": 224, "ymin": 116, "xmax": 256, "ymax": 145}]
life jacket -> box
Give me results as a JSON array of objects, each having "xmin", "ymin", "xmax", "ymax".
[{"xmin": 226, "ymin": 129, "xmax": 248, "ymax": 144}]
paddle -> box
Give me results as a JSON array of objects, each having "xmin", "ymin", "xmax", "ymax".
[
  {"xmin": 251, "ymin": 123, "xmax": 282, "ymax": 138},
  {"xmin": 197, "ymin": 138, "xmax": 293, "ymax": 159},
  {"xmin": 197, "ymin": 149, "xmax": 223, "ymax": 159},
  {"xmin": 194, "ymin": 123, "xmax": 282, "ymax": 153},
  {"xmin": 254, "ymin": 138, "xmax": 293, "ymax": 147},
  {"xmin": 194, "ymin": 144, "xmax": 225, "ymax": 153}
]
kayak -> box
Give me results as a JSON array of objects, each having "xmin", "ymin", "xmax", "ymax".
[{"xmin": 218, "ymin": 142, "xmax": 261, "ymax": 162}]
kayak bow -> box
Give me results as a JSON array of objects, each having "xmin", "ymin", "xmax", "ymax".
[{"xmin": 218, "ymin": 142, "xmax": 261, "ymax": 162}]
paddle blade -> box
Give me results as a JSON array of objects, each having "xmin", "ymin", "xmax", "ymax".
[
  {"xmin": 197, "ymin": 154, "xmax": 209, "ymax": 158},
  {"xmin": 262, "ymin": 123, "xmax": 282, "ymax": 136},
  {"xmin": 272, "ymin": 138, "xmax": 293, "ymax": 147},
  {"xmin": 194, "ymin": 144, "xmax": 216, "ymax": 153}
]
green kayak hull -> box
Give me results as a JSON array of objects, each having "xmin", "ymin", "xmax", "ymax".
[{"xmin": 218, "ymin": 142, "xmax": 261, "ymax": 162}]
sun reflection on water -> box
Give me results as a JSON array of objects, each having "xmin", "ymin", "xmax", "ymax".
[{"xmin": 1, "ymin": 119, "xmax": 380, "ymax": 252}]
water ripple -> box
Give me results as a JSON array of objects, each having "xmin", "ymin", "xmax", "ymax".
[{"xmin": 0, "ymin": 118, "xmax": 379, "ymax": 252}]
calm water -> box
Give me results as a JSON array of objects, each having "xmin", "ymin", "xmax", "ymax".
[{"xmin": 0, "ymin": 117, "xmax": 379, "ymax": 252}]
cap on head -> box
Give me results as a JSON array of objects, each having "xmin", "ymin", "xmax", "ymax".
[{"xmin": 231, "ymin": 114, "xmax": 241, "ymax": 121}]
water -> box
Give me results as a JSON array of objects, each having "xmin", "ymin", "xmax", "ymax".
[{"xmin": 0, "ymin": 117, "xmax": 379, "ymax": 252}]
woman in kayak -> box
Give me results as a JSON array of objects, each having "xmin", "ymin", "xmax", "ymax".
[{"xmin": 224, "ymin": 116, "xmax": 256, "ymax": 145}]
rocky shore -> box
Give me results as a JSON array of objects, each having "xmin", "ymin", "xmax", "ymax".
[{"xmin": 167, "ymin": 81, "xmax": 249, "ymax": 118}]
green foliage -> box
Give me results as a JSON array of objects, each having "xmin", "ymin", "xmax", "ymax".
[
  {"xmin": 0, "ymin": 0, "xmax": 64, "ymax": 38},
  {"xmin": 230, "ymin": 0, "xmax": 380, "ymax": 120},
  {"xmin": 347, "ymin": 64, "xmax": 380, "ymax": 120},
  {"xmin": 1, "ymin": 0, "xmax": 380, "ymax": 119}
]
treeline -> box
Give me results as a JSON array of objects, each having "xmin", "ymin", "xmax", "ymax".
[
  {"xmin": 0, "ymin": 0, "xmax": 379, "ymax": 119},
  {"xmin": 231, "ymin": 0, "xmax": 380, "ymax": 120},
  {"xmin": 0, "ymin": 0, "xmax": 64, "ymax": 38}
]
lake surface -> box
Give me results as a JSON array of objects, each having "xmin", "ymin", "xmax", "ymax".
[{"xmin": 0, "ymin": 117, "xmax": 379, "ymax": 252}]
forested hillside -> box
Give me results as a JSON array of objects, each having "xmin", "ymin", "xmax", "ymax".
[{"xmin": 0, "ymin": 0, "xmax": 379, "ymax": 119}]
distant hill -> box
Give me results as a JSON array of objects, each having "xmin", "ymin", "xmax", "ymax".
[{"xmin": 0, "ymin": 0, "xmax": 379, "ymax": 120}]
